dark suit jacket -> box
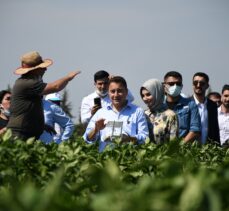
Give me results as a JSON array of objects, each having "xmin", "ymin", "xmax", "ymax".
[
  {"xmin": 206, "ymin": 98, "xmax": 220, "ymax": 143},
  {"xmin": 190, "ymin": 96, "xmax": 220, "ymax": 144}
]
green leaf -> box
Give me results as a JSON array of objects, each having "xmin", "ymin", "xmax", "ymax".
[{"xmin": 2, "ymin": 129, "xmax": 12, "ymax": 142}]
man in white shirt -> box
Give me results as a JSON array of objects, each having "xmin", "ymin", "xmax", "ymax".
[
  {"xmin": 80, "ymin": 70, "xmax": 134, "ymax": 125},
  {"xmin": 218, "ymin": 84, "xmax": 229, "ymax": 146},
  {"xmin": 191, "ymin": 72, "xmax": 220, "ymax": 144}
]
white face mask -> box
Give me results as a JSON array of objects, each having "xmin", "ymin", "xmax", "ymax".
[
  {"xmin": 96, "ymin": 89, "xmax": 108, "ymax": 97},
  {"xmin": 0, "ymin": 108, "xmax": 10, "ymax": 117},
  {"xmin": 167, "ymin": 85, "xmax": 182, "ymax": 97}
]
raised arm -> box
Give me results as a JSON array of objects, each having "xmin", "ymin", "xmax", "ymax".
[{"xmin": 42, "ymin": 71, "xmax": 81, "ymax": 95}]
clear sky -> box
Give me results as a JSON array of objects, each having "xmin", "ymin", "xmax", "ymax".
[{"xmin": 1, "ymin": 0, "xmax": 229, "ymax": 122}]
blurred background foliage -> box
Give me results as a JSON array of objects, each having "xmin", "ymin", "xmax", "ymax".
[{"xmin": 0, "ymin": 131, "xmax": 229, "ymax": 211}]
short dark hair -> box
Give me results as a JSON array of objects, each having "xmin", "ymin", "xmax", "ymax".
[
  {"xmin": 108, "ymin": 76, "xmax": 127, "ymax": 90},
  {"xmin": 0, "ymin": 90, "xmax": 11, "ymax": 103},
  {"xmin": 222, "ymin": 84, "xmax": 229, "ymax": 94},
  {"xmin": 193, "ymin": 72, "xmax": 209, "ymax": 83},
  {"xmin": 164, "ymin": 71, "xmax": 182, "ymax": 81},
  {"xmin": 94, "ymin": 70, "xmax": 109, "ymax": 82},
  {"xmin": 207, "ymin": 92, "xmax": 221, "ymax": 99}
]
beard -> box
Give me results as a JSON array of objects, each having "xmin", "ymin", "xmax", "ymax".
[
  {"xmin": 194, "ymin": 88, "xmax": 204, "ymax": 96},
  {"xmin": 223, "ymin": 102, "xmax": 229, "ymax": 109}
]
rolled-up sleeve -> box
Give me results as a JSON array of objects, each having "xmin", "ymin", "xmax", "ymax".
[
  {"xmin": 189, "ymin": 101, "xmax": 201, "ymax": 132},
  {"xmin": 83, "ymin": 112, "xmax": 100, "ymax": 144}
]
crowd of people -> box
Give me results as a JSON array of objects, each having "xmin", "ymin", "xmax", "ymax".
[{"xmin": 0, "ymin": 51, "xmax": 229, "ymax": 152}]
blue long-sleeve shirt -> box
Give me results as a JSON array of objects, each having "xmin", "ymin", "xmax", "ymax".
[
  {"xmin": 39, "ymin": 100, "xmax": 74, "ymax": 144},
  {"xmin": 83, "ymin": 102, "xmax": 149, "ymax": 152}
]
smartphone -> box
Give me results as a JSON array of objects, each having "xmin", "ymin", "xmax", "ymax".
[{"xmin": 94, "ymin": 97, "xmax": 101, "ymax": 107}]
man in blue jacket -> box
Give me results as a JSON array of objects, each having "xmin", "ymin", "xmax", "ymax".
[{"xmin": 163, "ymin": 71, "xmax": 201, "ymax": 143}]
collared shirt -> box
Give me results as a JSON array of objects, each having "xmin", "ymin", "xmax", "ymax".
[
  {"xmin": 39, "ymin": 100, "xmax": 75, "ymax": 144},
  {"xmin": 81, "ymin": 92, "xmax": 110, "ymax": 124},
  {"xmin": 165, "ymin": 96, "xmax": 201, "ymax": 138},
  {"xmin": 218, "ymin": 106, "xmax": 229, "ymax": 145},
  {"xmin": 80, "ymin": 90, "xmax": 134, "ymax": 124},
  {"xmin": 83, "ymin": 102, "xmax": 149, "ymax": 152},
  {"xmin": 193, "ymin": 96, "xmax": 208, "ymax": 144}
]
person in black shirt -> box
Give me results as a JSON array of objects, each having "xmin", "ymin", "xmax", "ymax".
[{"xmin": 7, "ymin": 51, "xmax": 80, "ymax": 140}]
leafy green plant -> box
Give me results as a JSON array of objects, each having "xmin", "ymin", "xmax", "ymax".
[{"xmin": 0, "ymin": 128, "xmax": 229, "ymax": 211}]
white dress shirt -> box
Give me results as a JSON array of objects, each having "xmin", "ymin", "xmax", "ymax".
[
  {"xmin": 194, "ymin": 96, "xmax": 208, "ymax": 144},
  {"xmin": 218, "ymin": 106, "xmax": 229, "ymax": 145}
]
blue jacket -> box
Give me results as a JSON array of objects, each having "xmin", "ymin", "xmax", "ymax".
[{"xmin": 165, "ymin": 96, "xmax": 201, "ymax": 138}]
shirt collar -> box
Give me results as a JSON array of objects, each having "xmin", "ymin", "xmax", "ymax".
[
  {"xmin": 218, "ymin": 106, "xmax": 229, "ymax": 115},
  {"xmin": 107, "ymin": 100, "xmax": 131, "ymax": 111},
  {"xmin": 193, "ymin": 95, "xmax": 207, "ymax": 106}
]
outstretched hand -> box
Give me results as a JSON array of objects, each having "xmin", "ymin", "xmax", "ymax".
[{"xmin": 67, "ymin": 70, "xmax": 81, "ymax": 81}]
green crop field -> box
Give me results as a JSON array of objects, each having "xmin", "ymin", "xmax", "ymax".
[{"xmin": 0, "ymin": 128, "xmax": 229, "ymax": 211}]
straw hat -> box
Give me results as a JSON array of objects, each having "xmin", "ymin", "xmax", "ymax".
[{"xmin": 14, "ymin": 51, "xmax": 53, "ymax": 75}]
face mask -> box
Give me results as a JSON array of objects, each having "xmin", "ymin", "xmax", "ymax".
[
  {"xmin": 167, "ymin": 85, "xmax": 182, "ymax": 97},
  {"xmin": 1, "ymin": 108, "xmax": 10, "ymax": 117},
  {"xmin": 96, "ymin": 89, "xmax": 108, "ymax": 97}
]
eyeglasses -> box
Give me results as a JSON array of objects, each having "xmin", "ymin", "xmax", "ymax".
[
  {"xmin": 193, "ymin": 80, "xmax": 206, "ymax": 86},
  {"xmin": 165, "ymin": 82, "xmax": 182, "ymax": 86}
]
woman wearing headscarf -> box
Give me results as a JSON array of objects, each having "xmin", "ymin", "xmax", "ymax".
[{"xmin": 140, "ymin": 79, "xmax": 179, "ymax": 143}]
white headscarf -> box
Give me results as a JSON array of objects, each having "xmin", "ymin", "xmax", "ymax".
[{"xmin": 141, "ymin": 78, "xmax": 164, "ymax": 111}]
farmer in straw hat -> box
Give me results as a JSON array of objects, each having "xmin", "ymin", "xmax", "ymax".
[{"xmin": 7, "ymin": 51, "xmax": 81, "ymax": 140}]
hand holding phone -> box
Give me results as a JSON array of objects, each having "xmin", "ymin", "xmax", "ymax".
[
  {"xmin": 91, "ymin": 97, "xmax": 102, "ymax": 116},
  {"xmin": 94, "ymin": 97, "xmax": 101, "ymax": 107}
]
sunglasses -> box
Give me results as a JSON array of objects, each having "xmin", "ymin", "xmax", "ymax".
[
  {"xmin": 165, "ymin": 82, "xmax": 182, "ymax": 86},
  {"xmin": 193, "ymin": 80, "xmax": 206, "ymax": 86}
]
